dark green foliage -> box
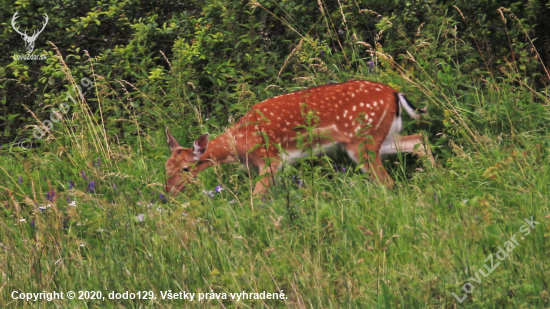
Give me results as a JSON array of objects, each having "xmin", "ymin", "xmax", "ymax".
[{"xmin": 1, "ymin": 0, "xmax": 549, "ymax": 146}]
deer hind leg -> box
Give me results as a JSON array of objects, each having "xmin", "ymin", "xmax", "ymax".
[
  {"xmin": 380, "ymin": 132, "xmax": 435, "ymax": 166},
  {"xmin": 345, "ymin": 143, "xmax": 395, "ymax": 189},
  {"xmin": 253, "ymin": 161, "xmax": 282, "ymax": 195}
]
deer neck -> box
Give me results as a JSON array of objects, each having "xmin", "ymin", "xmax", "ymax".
[{"xmin": 195, "ymin": 132, "xmax": 238, "ymax": 172}]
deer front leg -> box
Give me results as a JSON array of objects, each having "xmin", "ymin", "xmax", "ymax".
[{"xmin": 253, "ymin": 161, "xmax": 281, "ymax": 195}]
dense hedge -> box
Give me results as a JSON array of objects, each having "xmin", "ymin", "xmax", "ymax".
[{"xmin": 1, "ymin": 0, "xmax": 549, "ymax": 146}]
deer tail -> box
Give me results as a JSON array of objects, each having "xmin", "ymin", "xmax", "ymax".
[{"xmin": 397, "ymin": 93, "xmax": 427, "ymax": 120}]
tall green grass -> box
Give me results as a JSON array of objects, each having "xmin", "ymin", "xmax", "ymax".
[{"xmin": 1, "ymin": 5, "xmax": 550, "ymax": 308}]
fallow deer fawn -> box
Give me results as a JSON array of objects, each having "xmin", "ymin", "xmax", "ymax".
[{"xmin": 165, "ymin": 80, "xmax": 433, "ymax": 196}]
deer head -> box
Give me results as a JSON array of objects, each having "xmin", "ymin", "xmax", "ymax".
[
  {"xmin": 12, "ymin": 11, "xmax": 49, "ymax": 54},
  {"xmin": 164, "ymin": 128, "xmax": 209, "ymax": 196}
]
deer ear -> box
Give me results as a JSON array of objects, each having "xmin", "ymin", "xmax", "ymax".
[
  {"xmin": 193, "ymin": 133, "xmax": 209, "ymax": 161},
  {"xmin": 165, "ymin": 127, "xmax": 181, "ymax": 152}
]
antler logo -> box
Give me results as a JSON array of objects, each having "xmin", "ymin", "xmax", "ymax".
[{"xmin": 12, "ymin": 11, "xmax": 49, "ymax": 54}]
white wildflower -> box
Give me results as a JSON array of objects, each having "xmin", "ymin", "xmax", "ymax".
[{"xmin": 202, "ymin": 190, "xmax": 215, "ymax": 198}]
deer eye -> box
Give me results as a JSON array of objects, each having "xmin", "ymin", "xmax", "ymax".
[{"xmin": 182, "ymin": 167, "xmax": 190, "ymax": 172}]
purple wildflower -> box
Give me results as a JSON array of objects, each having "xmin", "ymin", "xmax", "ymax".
[
  {"xmin": 18, "ymin": 176, "xmax": 22, "ymax": 185},
  {"xmin": 81, "ymin": 170, "xmax": 87, "ymax": 180},
  {"xmin": 69, "ymin": 180, "xmax": 74, "ymax": 189},
  {"xmin": 43, "ymin": 176, "xmax": 46, "ymax": 181},
  {"xmin": 0, "ymin": 145, "xmax": 2, "ymax": 151},
  {"xmin": 46, "ymin": 190, "xmax": 55, "ymax": 202},
  {"xmin": 215, "ymin": 185, "xmax": 223, "ymax": 193},
  {"xmin": 369, "ymin": 60, "xmax": 374, "ymax": 68},
  {"xmin": 31, "ymin": 220, "xmax": 35, "ymax": 228},
  {"xmin": 88, "ymin": 181, "xmax": 95, "ymax": 192},
  {"xmin": 292, "ymin": 176, "xmax": 304, "ymax": 187},
  {"xmin": 4, "ymin": 203, "xmax": 8, "ymax": 209},
  {"xmin": 96, "ymin": 157, "xmax": 100, "ymax": 166},
  {"xmin": 160, "ymin": 193, "xmax": 168, "ymax": 201},
  {"xmin": 342, "ymin": 167, "xmax": 346, "ymax": 172},
  {"xmin": 112, "ymin": 183, "xmax": 117, "ymax": 189}
]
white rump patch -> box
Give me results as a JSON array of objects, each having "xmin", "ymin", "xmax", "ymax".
[{"xmin": 379, "ymin": 114, "xmax": 403, "ymax": 156}]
